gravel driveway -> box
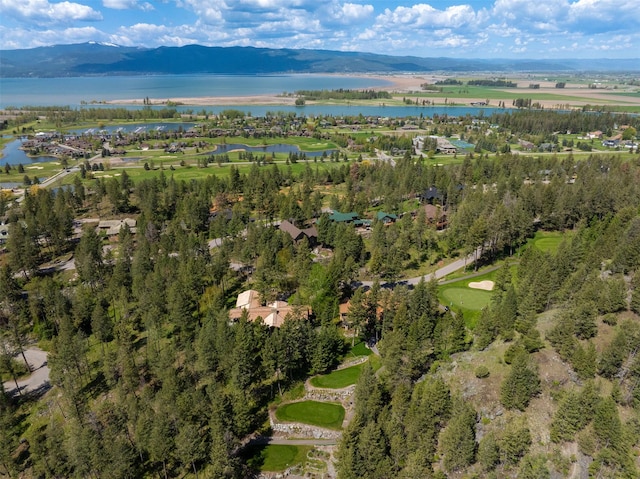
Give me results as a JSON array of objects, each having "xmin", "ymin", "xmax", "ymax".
[{"xmin": 2, "ymin": 347, "xmax": 50, "ymax": 397}]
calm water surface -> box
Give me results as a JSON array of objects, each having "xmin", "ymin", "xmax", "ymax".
[{"xmin": 0, "ymin": 74, "xmax": 391, "ymax": 109}]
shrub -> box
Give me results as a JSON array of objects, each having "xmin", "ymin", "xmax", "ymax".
[{"xmin": 475, "ymin": 365, "xmax": 490, "ymax": 378}]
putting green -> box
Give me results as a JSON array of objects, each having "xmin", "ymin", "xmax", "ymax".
[
  {"xmin": 244, "ymin": 444, "xmax": 311, "ymax": 472},
  {"xmin": 276, "ymin": 401, "xmax": 345, "ymax": 430},
  {"xmin": 532, "ymin": 231, "xmax": 565, "ymax": 253},
  {"xmin": 440, "ymin": 287, "xmax": 492, "ymax": 311},
  {"xmin": 310, "ymin": 364, "xmax": 363, "ymax": 389}
]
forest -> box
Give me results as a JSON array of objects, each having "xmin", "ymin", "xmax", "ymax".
[{"xmin": 1, "ymin": 108, "xmax": 640, "ymax": 478}]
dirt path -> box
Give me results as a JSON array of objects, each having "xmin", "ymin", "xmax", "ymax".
[{"xmin": 2, "ymin": 347, "xmax": 50, "ymax": 397}]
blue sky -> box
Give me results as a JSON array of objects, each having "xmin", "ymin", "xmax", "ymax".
[{"xmin": 0, "ymin": 0, "xmax": 638, "ymax": 58}]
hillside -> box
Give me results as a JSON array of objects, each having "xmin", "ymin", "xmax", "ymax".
[
  {"xmin": 1, "ymin": 42, "xmax": 639, "ymax": 77},
  {"xmin": 2, "ymin": 110, "xmax": 640, "ymax": 478}
]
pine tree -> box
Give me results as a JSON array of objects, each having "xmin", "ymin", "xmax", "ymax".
[
  {"xmin": 500, "ymin": 351, "xmax": 540, "ymax": 411},
  {"xmin": 593, "ymin": 397, "xmax": 623, "ymax": 452},
  {"xmin": 439, "ymin": 398, "xmax": 476, "ymax": 472},
  {"xmin": 551, "ymin": 390, "xmax": 587, "ymax": 442},
  {"xmin": 477, "ymin": 432, "xmax": 500, "ymax": 471}
]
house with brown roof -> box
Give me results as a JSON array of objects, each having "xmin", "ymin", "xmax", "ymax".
[
  {"xmin": 424, "ymin": 204, "xmax": 448, "ymax": 229},
  {"xmin": 96, "ymin": 218, "xmax": 137, "ymax": 236},
  {"xmin": 279, "ymin": 220, "xmax": 318, "ymax": 246},
  {"xmin": 228, "ymin": 289, "xmax": 311, "ymax": 328}
]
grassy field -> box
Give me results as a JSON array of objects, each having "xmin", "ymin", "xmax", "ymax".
[
  {"xmin": 438, "ymin": 270, "xmax": 498, "ymax": 328},
  {"xmin": 275, "ymin": 401, "xmax": 345, "ymax": 430},
  {"xmin": 55, "ymin": 159, "xmax": 348, "ymax": 186},
  {"xmin": 531, "ymin": 230, "xmax": 567, "ymax": 254},
  {"xmin": 310, "ymin": 363, "xmax": 364, "ymax": 389},
  {"xmin": 244, "ymin": 444, "xmax": 312, "ymax": 472},
  {"xmin": 346, "ymin": 340, "xmax": 372, "ymax": 358}
]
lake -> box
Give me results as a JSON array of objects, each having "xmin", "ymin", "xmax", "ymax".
[
  {"xmin": 0, "ymin": 74, "xmax": 392, "ymax": 109},
  {"xmin": 0, "ymin": 74, "xmax": 511, "ymax": 117}
]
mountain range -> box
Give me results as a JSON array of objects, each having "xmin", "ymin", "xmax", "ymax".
[{"xmin": 1, "ymin": 42, "xmax": 639, "ymax": 77}]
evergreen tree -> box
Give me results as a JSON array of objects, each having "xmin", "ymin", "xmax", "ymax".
[
  {"xmin": 439, "ymin": 398, "xmax": 476, "ymax": 472},
  {"xmin": 500, "ymin": 351, "xmax": 540, "ymax": 411}
]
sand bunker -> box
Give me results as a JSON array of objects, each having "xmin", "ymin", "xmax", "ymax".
[{"xmin": 468, "ymin": 280, "xmax": 495, "ymax": 291}]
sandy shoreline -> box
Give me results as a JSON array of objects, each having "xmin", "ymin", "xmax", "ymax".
[
  {"xmin": 106, "ymin": 74, "xmax": 432, "ymax": 106},
  {"xmin": 105, "ymin": 73, "xmax": 640, "ymax": 109}
]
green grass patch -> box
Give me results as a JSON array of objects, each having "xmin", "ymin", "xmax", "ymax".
[
  {"xmin": 531, "ymin": 230, "xmax": 566, "ymax": 253},
  {"xmin": 369, "ymin": 354, "xmax": 382, "ymax": 371},
  {"xmin": 244, "ymin": 444, "xmax": 311, "ymax": 472},
  {"xmin": 0, "ymin": 357, "xmax": 31, "ymax": 382},
  {"xmin": 56, "ymin": 159, "xmax": 347, "ymax": 186},
  {"xmin": 310, "ymin": 363, "xmax": 363, "ymax": 389},
  {"xmin": 438, "ymin": 269, "xmax": 498, "ymax": 328},
  {"xmin": 276, "ymin": 401, "xmax": 345, "ymax": 430},
  {"xmin": 440, "ymin": 287, "xmax": 492, "ymax": 311},
  {"xmin": 347, "ymin": 340, "xmax": 372, "ymax": 358}
]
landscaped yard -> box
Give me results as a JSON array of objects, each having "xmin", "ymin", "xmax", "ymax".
[
  {"xmin": 275, "ymin": 401, "xmax": 345, "ymax": 430},
  {"xmin": 244, "ymin": 444, "xmax": 311, "ymax": 472},
  {"xmin": 310, "ymin": 363, "xmax": 364, "ymax": 389},
  {"xmin": 346, "ymin": 340, "xmax": 372, "ymax": 358}
]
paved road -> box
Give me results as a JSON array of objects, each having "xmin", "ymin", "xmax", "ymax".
[
  {"xmin": 2, "ymin": 347, "xmax": 50, "ymax": 397},
  {"xmin": 358, "ymin": 246, "xmax": 482, "ymax": 288}
]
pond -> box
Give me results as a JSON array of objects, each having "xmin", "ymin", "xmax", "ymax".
[
  {"xmin": 1, "ymin": 137, "xmax": 58, "ymax": 167},
  {"xmin": 1, "ymin": 122, "xmax": 197, "ymax": 166}
]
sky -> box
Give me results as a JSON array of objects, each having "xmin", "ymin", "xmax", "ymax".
[{"xmin": 0, "ymin": 0, "xmax": 638, "ymax": 59}]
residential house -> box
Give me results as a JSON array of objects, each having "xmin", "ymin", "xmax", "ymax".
[
  {"xmin": 97, "ymin": 218, "xmax": 137, "ymax": 237},
  {"xmin": 420, "ymin": 186, "xmax": 444, "ymax": 204},
  {"xmin": 376, "ymin": 212, "xmax": 398, "ymax": 224},
  {"xmin": 279, "ymin": 220, "xmax": 318, "ymax": 246},
  {"xmin": 424, "ymin": 204, "xmax": 448, "ymax": 229},
  {"xmin": 228, "ymin": 289, "xmax": 311, "ymax": 328},
  {"xmin": 435, "ymin": 137, "xmax": 458, "ymax": 155},
  {"xmin": 329, "ymin": 211, "xmax": 360, "ymax": 223},
  {"xmin": 518, "ymin": 140, "xmax": 535, "ymax": 151},
  {"xmin": 587, "ymin": 130, "xmax": 603, "ymax": 139}
]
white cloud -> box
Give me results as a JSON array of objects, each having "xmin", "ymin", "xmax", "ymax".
[
  {"xmin": 325, "ymin": 2, "xmax": 374, "ymax": 24},
  {"xmin": 0, "ymin": 25, "xmax": 106, "ymax": 49},
  {"xmin": 103, "ymin": 0, "xmax": 154, "ymax": 11},
  {"xmin": 0, "ymin": 0, "xmax": 103, "ymax": 25},
  {"xmin": 492, "ymin": 0, "xmax": 567, "ymax": 23},
  {"xmin": 376, "ymin": 3, "xmax": 484, "ymax": 29},
  {"xmin": 181, "ymin": 0, "xmax": 225, "ymax": 24},
  {"xmin": 112, "ymin": 22, "xmax": 208, "ymax": 46}
]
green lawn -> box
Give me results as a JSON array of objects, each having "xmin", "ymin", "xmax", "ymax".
[
  {"xmin": 310, "ymin": 363, "xmax": 364, "ymax": 389},
  {"xmin": 56, "ymin": 159, "xmax": 347, "ymax": 186},
  {"xmin": 531, "ymin": 230, "xmax": 566, "ymax": 253},
  {"xmin": 275, "ymin": 401, "xmax": 345, "ymax": 430},
  {"xmin": 440, "ymin": 287, "xmax": 492, "ymax": 311},
  {"xmin": 346, "ymin": 340, "xmax": 372, "ymax": 358},
  {"xmin": 244, "ymin": 444, "xmax": 311, "ymax": 472},
  {"xmin": 438, "ymin": 270, "xmax": 498, "ymax": 328}
]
